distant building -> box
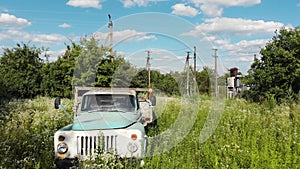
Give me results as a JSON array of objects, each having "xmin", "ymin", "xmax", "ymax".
[{"xmin": 227, "ymin": 67, "xmax": 243, "ymax": 98}]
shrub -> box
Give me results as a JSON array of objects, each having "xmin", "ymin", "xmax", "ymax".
[
  {"xmin": 0, "ymin": 96, "xmax": 299, "ymax": 168},
  {"xmin": 0, "ymin": 97, "xmax": 72, "ymax": 169}
]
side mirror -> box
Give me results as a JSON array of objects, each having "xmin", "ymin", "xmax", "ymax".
[
  {"xmin": 150, "ymin": 95, "xmax": 156, "ymax": 106},
  {"xmin": 54, "ymin": 97, "xmax": 61, "ymax": 109}
]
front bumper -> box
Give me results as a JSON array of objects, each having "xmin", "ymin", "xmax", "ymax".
[{"xmin": 55, "ymin": 158, "xmax": 78, "ymax": 169}]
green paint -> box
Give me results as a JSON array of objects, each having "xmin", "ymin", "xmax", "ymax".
[
  {"xmin": 58, "ymin": 124, "xmax": 73, "ymax": 131},
  {"xmin": 72, "ymin": 111, "xmax": 141, "ymax": 130}
]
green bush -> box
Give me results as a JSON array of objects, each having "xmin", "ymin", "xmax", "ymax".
[{"xmin": 0, "ymin": 97, "xmax": 72, "ymax": 169}]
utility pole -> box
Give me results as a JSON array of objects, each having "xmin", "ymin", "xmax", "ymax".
[
  {"xmin": 213, "ymin": 48, "xmax": 218, "ymax": 97},
  {"xmin": 185, "ymin": 51, "xmax": 191, "ymax": 96},
  {"xmin": 107, "ymin": 14, "xmax": 114, "ymax": 62},
  {"xmin": 146, "ymin": 50, "xmax": 151, "ymax": 89},
  {"xmin": 193, "ymin": 46, "xmax": 197, "ymax": 93},
  {"xmin": 45, "ymin": 51, "xmax": 49, "ymax": 63},
  {"xmin": 67, "ymin": 45, "xmax": 70, "ymax": 61},
  {"xmin": 108, "ymin": 14, "xmax": 113, "ymax": 52}
]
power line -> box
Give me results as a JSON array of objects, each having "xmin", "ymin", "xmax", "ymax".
[
  {"xmin": 216, "ymin": 53, "xmax": 229, "ymax": 74},
  {"xmin": 212, "ymin": 48, "xmax": 218, "ymax": 97},
  {"xmin": 193, "ymin": 46, "xmax": 197, "ymax": 93},
  {"xmin": 165, "ymin": 47, "xmax": 190, "ymax": 52}
]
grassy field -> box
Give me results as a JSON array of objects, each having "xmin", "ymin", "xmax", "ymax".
[{"xmin": 0, "ymin": 96, "xmax": 299, "ymax": 168}]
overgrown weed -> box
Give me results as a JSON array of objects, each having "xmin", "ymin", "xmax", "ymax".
[{"xmin": 0, "ymin": 96, "xmax": 299, "ymax": 168}]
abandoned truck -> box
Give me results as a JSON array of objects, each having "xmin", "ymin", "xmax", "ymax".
[{"xmin": 54, "ymin": 87, "xmax": 156, "ymax": 169}]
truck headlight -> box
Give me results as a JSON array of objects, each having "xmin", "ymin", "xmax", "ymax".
[
  {"xmin": 58, "ymin": 135, "xmax": 65, "ymax": 141},
  {"xmin": 127, "ymin": 142, "xmax": 138, "ymax": 153},
  {"xmin": 57, "ymin": 143, "xmax": 68, "ymax": 154}
]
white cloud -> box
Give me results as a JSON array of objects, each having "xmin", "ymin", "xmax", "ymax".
[
  {"xmin": 184, "ymin": 17, "xmax": 285, "ymax": 37},
  {"xmin": 189, "ymin": 0, "xmax": 261, "ymax": 17},
  {"xmin": 0, "ymin": 29, "xmax": 67, "ymax": 45},
  {"xmin": 0, "ymin": 45, "xmax": 8, "ymax": 55},
  {"xmin": 201, "ymin": 36, "xmax": 230, "ymax": 46},
  {"xmin": 94, "ymin": 29, "xmax": 157, "ymax": 43},
  {"xmin": 59, "ymin": 23, "xmax": 71, "ymax": 28},
  {"xmin": 0, "ymin": 32, "xmax": 10, "ymax": 40},
  {"xmin": 0, "ymin": 29, "xmax": 69, "ymax": 62},
  {"xmin": 221, "ymin": 38, "xmax": 267, "ymax": 59},
  {"xmin": 135, "ymin": 34, "xmax": 157, "ymax": 41},
  {"xmin": 120, "ymin": 0, "xmax": 167, "ymax": 8},
  {"xmin": 235, "ymin": 39, "xmax": 267, "ymax": 49},
  {"xmin": 199, "ymin": 3, "xmax": 223, "ymax": 17},
  {"xmin": 0, "ymin": 13, "xmax": 31, "ymax": 28},
  {"xmin": 47, "ymin": 50, "xmax": 66, "ymax": 62},
  {"xmin": 297, "ymin": 2, "xmax": 300, "ymax": 6},
  {"xmin": 150, "ymin": 49, "xmax": 170, "ymax": 55},
  {"xmin": 222, "ymin": 39, "xmax": 268, "ymax": 55},
  {"xmin": 153, "ymin": 55, "xmax": 185, "ymax": 61},
  {"xmin": 120, "ymin": 0, "xmax": 149, "ymax": 7},
  {"xmin": 151, "ymin": 65, "xmax": 182, "ymax": 73},
  {"xmin": 232, "ymin": 56, "xmax": 254, "ymax": 63},
  {"xmin": 32, "ymin": 34, "xmax": 67, "ymax": 45},
  {"xmin": 66, "ymin": 0, "xmax": 102, "ymax": 9},
  {"xmin": 201, "ymin": 35, "xmax": 268, "ymax": 67},
  {"xmin": 171, "ymin": 4, "xmax": 199, "ymax": 17}
]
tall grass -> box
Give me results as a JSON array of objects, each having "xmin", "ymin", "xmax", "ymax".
[
  {"xmin": 0, "ymin": 96, "xmax": 299, "ymax": 168},
  {"xmin": 143, "ymin": 97, "xmax": 299, "ymax": 169},
  {"xmin": 0, "ymin": 97, "xmax": 73, "ymax": 169}
]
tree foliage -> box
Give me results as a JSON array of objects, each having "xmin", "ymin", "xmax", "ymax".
[
  {"xmin": 0, "ymin": 36, "xmax": 216, "ymax": 101},
  {"xmin": 245, "ymin": 26, "xmax": 300, "ymax": 102},
  {"xmin": 42, "ymin": 42, "xmax": 82, "ymax": 98},
  {"xmin": 0, "ymin": 43, "xmax": 43, "ymax": 100},
  {"xmin": 197, "ymin": 66, "xmax": 214, "ymax": 95},
  {"xmin": 72, "ymin": 36, "xmax": 106, "ymax": 87},
  {"xmin": 110, "ymin": 59, "xmax": 139, "ymax": 87},
  {"xmin": 156, "ymin": 73, "xmax": 180, "ymax": 95}
]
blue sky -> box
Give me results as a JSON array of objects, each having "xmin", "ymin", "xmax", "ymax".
[{"xmin": 0, "ymin": 0, "xmax": 299, "ymax": 74}]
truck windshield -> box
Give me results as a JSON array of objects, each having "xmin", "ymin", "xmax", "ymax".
[{"xmin": 81, "ymin": 94, "xmax": 137, "ymax": 112}]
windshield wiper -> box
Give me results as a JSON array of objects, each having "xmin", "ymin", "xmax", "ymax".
[
  {"xmin": 87, "ymin": 108, "xmax": 105, "ymax": 113},
  {"xmin": 87, "ymin": 108, "xmax": 127, "ymax": 113},
  {"xmin": 106, "ymin": 109, "xmax": 127, "ymax": 113}
]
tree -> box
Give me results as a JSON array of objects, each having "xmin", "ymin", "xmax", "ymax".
[
  {"xmin": 72, "ymin": 36, "xmax": 107, "ymax": 87},
  {"xmin": 197, "ymin": 67, "xmax": 214, "ymax": 95},
  {"xmin": 72, "ymin": 35, "xmax": 140, "ymax": 88},
  {"xmin": 245, "ymin": 26, "xmax": 300, "ymax": 102},
  {"xmin": 0, "ymin": 43, "xmax": 44, "ymax": 99},
  {"xmin": 41, "ymin": 42, "xmax": 82, "ymax": 98},
  {"xmin": 150, "ymin": 70, "xmax": 164, "ymax": 88},
  {"xmin": 130, "ymin": 69, "xmax": 149, "ymax": 88},
  {"xmin": 94, "ymin": 56, "xmax": 138, "ymax": 87},
  {"xmin": 111, "ymin": 58, "xmax": 138, "ymax": 87},
  {"xmin": 156, "ymin": 73, "xmax": 180, "ymax": 96}
]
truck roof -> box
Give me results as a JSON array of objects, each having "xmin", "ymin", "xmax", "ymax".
[
  {"xmin": 84, "ymin": 89, "xmax": 137, "ymax": 96},
  {"xmin": 74, "ymin": 87, "xmax": 151, "ymax": 106}
]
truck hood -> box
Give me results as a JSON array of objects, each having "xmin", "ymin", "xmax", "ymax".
[{"xmin": 72, "ymin": 111, "xmax": 140, "ymax": 130}]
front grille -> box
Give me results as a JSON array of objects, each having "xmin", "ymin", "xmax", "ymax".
[{"xmin": 77, "ymin": 135, "xmax": 118, "ymax": 156}]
